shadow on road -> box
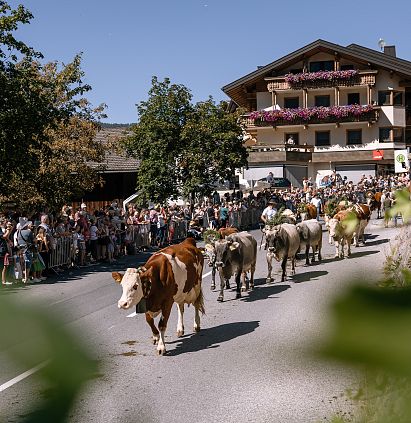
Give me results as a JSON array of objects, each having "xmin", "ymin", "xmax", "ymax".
[
  {"xmin": 293, "ymin": 270, "xmax": 328, "ymax": 283},
  {"xmin": 348, "ymin": 250, "xmax": 379, "ymax": 259},
  {"xmin": 362, "ymin": 239, "xmax": 389, "ymax": 247},
  {"xmin": 241, "ymin": 282, "xmax": 290, "ymax": 302},
  {"xmin": 166, "ymin": 321, "xmax": 260, "ymax": 356}
]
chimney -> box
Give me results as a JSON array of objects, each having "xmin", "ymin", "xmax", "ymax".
[{"xmin": 384, "ymin": 45, "xmax": 396, "ymax": 57}]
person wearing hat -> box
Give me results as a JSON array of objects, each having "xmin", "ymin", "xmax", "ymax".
[{"xmin": 261, "ymin": 201, "xmax": 277, "ymax": 224}]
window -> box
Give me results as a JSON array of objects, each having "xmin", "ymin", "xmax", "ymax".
[
  {"xmin": 394, "ymin": 91, "xmax": 403, "ymax": 106},
  {"xmin": 288, "ymin": 68, "xmax": 303, "ymax": 74},
  {"xmin": 406, "ymin": 129, "xmax": 411, "ymax": 145},
  {"xmin": 347, "ymin": 130, "xmax": 362, "ymax": 145},
  {"xmin": 393, "ymin": 128, "xmax": 404, "ymax": 143},
  {"xmin": 315, "ymin": 95, "xmax": 330, "ymax": 107},
  {"xmin": 378, "ymin": 91, "xmax": 391, "ymax": 106},
  {"xmin": 285, "ymin": 133, "xmax": 299, "ymax": 145},
  {"xmin": 341, "ymin": 64, "xmax": 355, "ymax": 70},
  {"xmin": 347, "ymin": 93, "xmax": 360, "ymax": 105},
  {"xmin": 379, "ymin": 127, "xmax": 391, "ymax": 142},
  {"xmin": 315, "ymin": 131, "xmax": 330, "ymax": 146},
  {"xmin": 284, "ymin": 97, "xmax": 299, "ymax": 109},
  {"xmin": 309, "ymin": 60, "xmax": 334, "ymax": 72}
]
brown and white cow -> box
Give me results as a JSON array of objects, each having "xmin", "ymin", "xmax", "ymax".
[
  {"xmin": 351, "ymin": 203, "xmax": 371, "ymax": 246},
  {"xmin": 327, "ymin": 210, "xmax": 359, "ymax": 258},
  {"xmin": 113, "ymin": 238, "xmax": 204, "ymax": 355}
]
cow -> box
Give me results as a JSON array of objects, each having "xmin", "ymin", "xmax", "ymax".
[
  {"xmin": 281, "ymin": 208, "xmax": 297, "ymax": 224},
  {"xmin": 265, "ymin": 223, "xmax": 300, "ymax": 283},
  {"xmin": 296, "ymin": 219, "xmax": 323, "ymax": 265},
  {"xmin": 214, "ymin": 231, "xmax": 257, "ymax": 302},
  {"xmin": 113, "ymin": 238, "xmax": 205, "ymax": 355},
  {"xmin": 367, "ymin": 191, "xmax": 382, "ymax": 219},
  {"xmin": 327, "ymin": 210, "xmax": 359, "ymax": 258},
  {"xmin": 351, "ymin": 203, "xmax": 371, "ymax": 246},
  {"xmin": 300, "ymin": 204, "xmax": 317, "ymax": 221},
  {"xmin": 202, "ymin": 227, "xmax": 239, "ymax": 290}
]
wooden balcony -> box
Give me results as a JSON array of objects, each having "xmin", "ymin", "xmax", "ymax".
[
  {"xmin": 243, "ymin": 108, "xmax": 379, "ymax": 128},
  {"xmin": 248, "ymin": 144, "xmax": 313, "ymax": 164},
  {"xmin": 266, "ymin": 70, "xmax": 377, "ymax": 91}
]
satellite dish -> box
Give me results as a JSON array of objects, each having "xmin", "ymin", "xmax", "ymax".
[{"xmin": 378, "ymin": 38, "xmax": 386, "ymax": 51}]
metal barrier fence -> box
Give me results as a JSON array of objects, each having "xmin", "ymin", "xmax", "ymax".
[
  {"xmin": 203, "ymin": 208, "xmax": 262, "ymax": 230},
  {"xmin": 49, "ymin": 236, "xmax": 73, "ymax": 270},
  {"xmin": 168, "ymin": 219, "xmax": 188, "ymax": 242},
  {"xmin": 126, "ymin": 223, "xmax": 151, "ymax": 250}
]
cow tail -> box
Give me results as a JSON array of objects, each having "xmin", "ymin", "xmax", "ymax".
[{"xmin": 195, "ymin": 287, "xmax": 206, "ymax": 315}]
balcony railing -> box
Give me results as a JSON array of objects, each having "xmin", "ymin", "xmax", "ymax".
[
  {"xmin": 243, "ymin": 105, "xmax": 379, "ymax": 128},
  {"xmin": 266, "ymin": 70, "xmax": 377, "ymax": 91}
]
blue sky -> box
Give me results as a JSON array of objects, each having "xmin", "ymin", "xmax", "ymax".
[{"xmin": 11, "ymin": 0, "xmax": 411, "ymax": 123}]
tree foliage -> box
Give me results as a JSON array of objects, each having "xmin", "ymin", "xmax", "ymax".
[
  {"xmin": 0, "ymin": 1, "xmax": 109, "ymax": 212},
  {"xmin": 124, "ymin": 77, "xmax": 248, "ymax": 205}
]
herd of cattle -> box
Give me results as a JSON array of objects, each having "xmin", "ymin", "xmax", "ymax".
[{"xmin": 112, "ymin": 201, "xmax": 374, "ymax": 355}]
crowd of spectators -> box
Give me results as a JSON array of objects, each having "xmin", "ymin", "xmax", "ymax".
[{"xmin": 1, "ymin": 172, "xmax": 408, "ymax": 285}]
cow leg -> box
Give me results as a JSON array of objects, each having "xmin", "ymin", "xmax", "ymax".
[
  {"xmin": 225, "ymin": 279, "xmax": 230, "ymax": 289},
  {"xmin": 249, "ymin": 266, "xmax": 255, "ymax": 290},
  {"xmin": 157, "ymin": 302, "xmax": 173, "ymax": 355},
  {"xmin": 211, "ymin": 266, "xmax": 216, "ymax": 290},
  {"xmin": 329, "ymin": 233, "xmax": 334, "ymax": 245},
  {"xmin": 334, "ymin": 241, "xmax": 340, "ymax": 258},
  {"xmin": 346, "ymin": 237, "xmax": 352, "ymax": 257},
  {"xmin": 217, "ymin": 273, "xmax": 225, "ymax": 302},
  {"xmin": 194, "ymin": 305, "xmax": 201, "ymax": 333},
  {"xmin": 241, "ymin": 272, "xmax": 248, "ymax": 292},
  {"xmin": 305, "ymin": 245, "xmax": 310, "ymax": 265},
  {"xmin": 176, "ymin": 303, "xmax": 184, "ymax": 337},
  {"xmin": 235, "ymin": 272, "xmax": 242, "ymax": 299},
  {"xmin": 266, "ymin": 254, "xmax": 273, "ymax": 283},
  {"xmin": 291, "ymin": 256, "xmax": 296, "ymax": 275},
  {"xmin": 281, "ymin": 256, "xmax": 288, "ymax": 282},
  {"xmin": 318, "ymin": 244, "xmax": 322, "ymax": 262},
  {"xmin": 145, "ymin": 313, "xmax": 160, "ymax": 345},
  {"xmin": 311, "ymin": 245, "xmax": 316, "ymax": 263}
]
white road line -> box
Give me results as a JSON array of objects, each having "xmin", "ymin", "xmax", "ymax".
[
  {"xmin": 126, "ymin": 271, "xmax": 212, "ymax": 318},
  {"xmin": 0, "ymin": 360, "xmax": 49, "ymax": 393}
]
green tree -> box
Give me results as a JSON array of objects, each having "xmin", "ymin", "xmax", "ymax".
[
  {"xmin": 0, "ymin": 1, "xmax": 109, "ymax": 212},
  {"xmin": 124, "ymin": 77, "xmax": 248, "ymax": 205}
]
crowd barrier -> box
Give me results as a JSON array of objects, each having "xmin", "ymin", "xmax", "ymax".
[
  {"xmin": 49, "ymin": 236, "xmax": 73, "ymax": 271},
  {"xmin": 127, "ymin": 223, "xmax": 151, "ymax": 250},
  {"xmin": 203, "ymin": 208, "xmax": 262, "ymax": 230},
  {"xmin": 168, "ymin": 219, "xmax": 188, "ymax": 242}
]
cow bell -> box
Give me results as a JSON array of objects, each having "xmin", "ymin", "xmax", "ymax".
[{"xmin": 136, "ymin": 298, "xmax": 147, "ymax": 314}]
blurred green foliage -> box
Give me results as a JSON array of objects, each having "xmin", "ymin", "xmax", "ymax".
[{"xmin": 0, "ymin": 295, "xmax": 97, "ymax": 422}]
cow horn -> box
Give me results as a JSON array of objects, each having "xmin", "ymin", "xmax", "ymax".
[{"xmin": 137, "ymin": 266, "xmax": 147, "ymax": 273}]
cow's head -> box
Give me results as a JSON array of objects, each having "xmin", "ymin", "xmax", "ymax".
[
  {"xmin": 300, "ymin": 212, "xmax": 308, "ymax": 221},
  {"xmin": 200, "ymin": 244, "xmax": 216, "ymax": 267},
  {"xmin": 113, "ymin": 267, "xmax": 148, "ymax": 310},
  {"xmin": 296, "ymin": 222, "xmax": 309, "ymax": 241},
  {"xmin": 264, "ymin": 228, "xmax": 278, "ymax": 252},
  {"xmin": 214, "ymin": 237, "xmax": 240, "ymax": 268},
  {"xmin": 327, "ymin": 218, "xmax": 340, "ymax": 239}
]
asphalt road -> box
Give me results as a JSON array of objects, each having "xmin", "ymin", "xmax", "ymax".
[{"xmin": 0, "ymin": 218, "xmax": 397, "ymax": 423}]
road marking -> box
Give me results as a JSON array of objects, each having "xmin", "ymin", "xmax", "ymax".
[
  {"xmin": 0, "ymin": 360, "xmax": 49, "ymax": 393},
  {"xmin": 126, "ymin": 271, "xmax": 212, "ymax": 318}
]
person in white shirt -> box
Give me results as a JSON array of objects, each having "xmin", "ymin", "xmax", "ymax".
[
  {"xmin": 310, "ymin": 194, "xmax": 322, "ymax": 221},
  {"xmin": 261, "ymin": 201, "xmax": 277, "ymax": 224}
]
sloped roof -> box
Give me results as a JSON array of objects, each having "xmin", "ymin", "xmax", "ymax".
[
  {"xmin": 222, "ymin": 39, "xmax": 411, "ymax": 107},
  {"xmin": 95, "ymin": 127, "xmax": 139, "ymax": 173}
]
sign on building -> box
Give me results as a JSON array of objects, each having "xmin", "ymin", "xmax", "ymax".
[
  {"xmin": 372, "ymin": 149, "xmax": 384, "ymax": 160},
  {"xmin": 394, "ymin": 149, "xmax": 409, "ymax": 173}
]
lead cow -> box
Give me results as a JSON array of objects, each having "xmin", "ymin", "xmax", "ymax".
[
  {"xmin": 113, "ymin": 238, "xmax": 205, "ymax": 355},
  {"xmin": 214, "ymin": 231, "xmax": 257, "ymax": 302},
  {"xmin": 265, "ymin": 223, "xmax": 300, "ymax": 282}
]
